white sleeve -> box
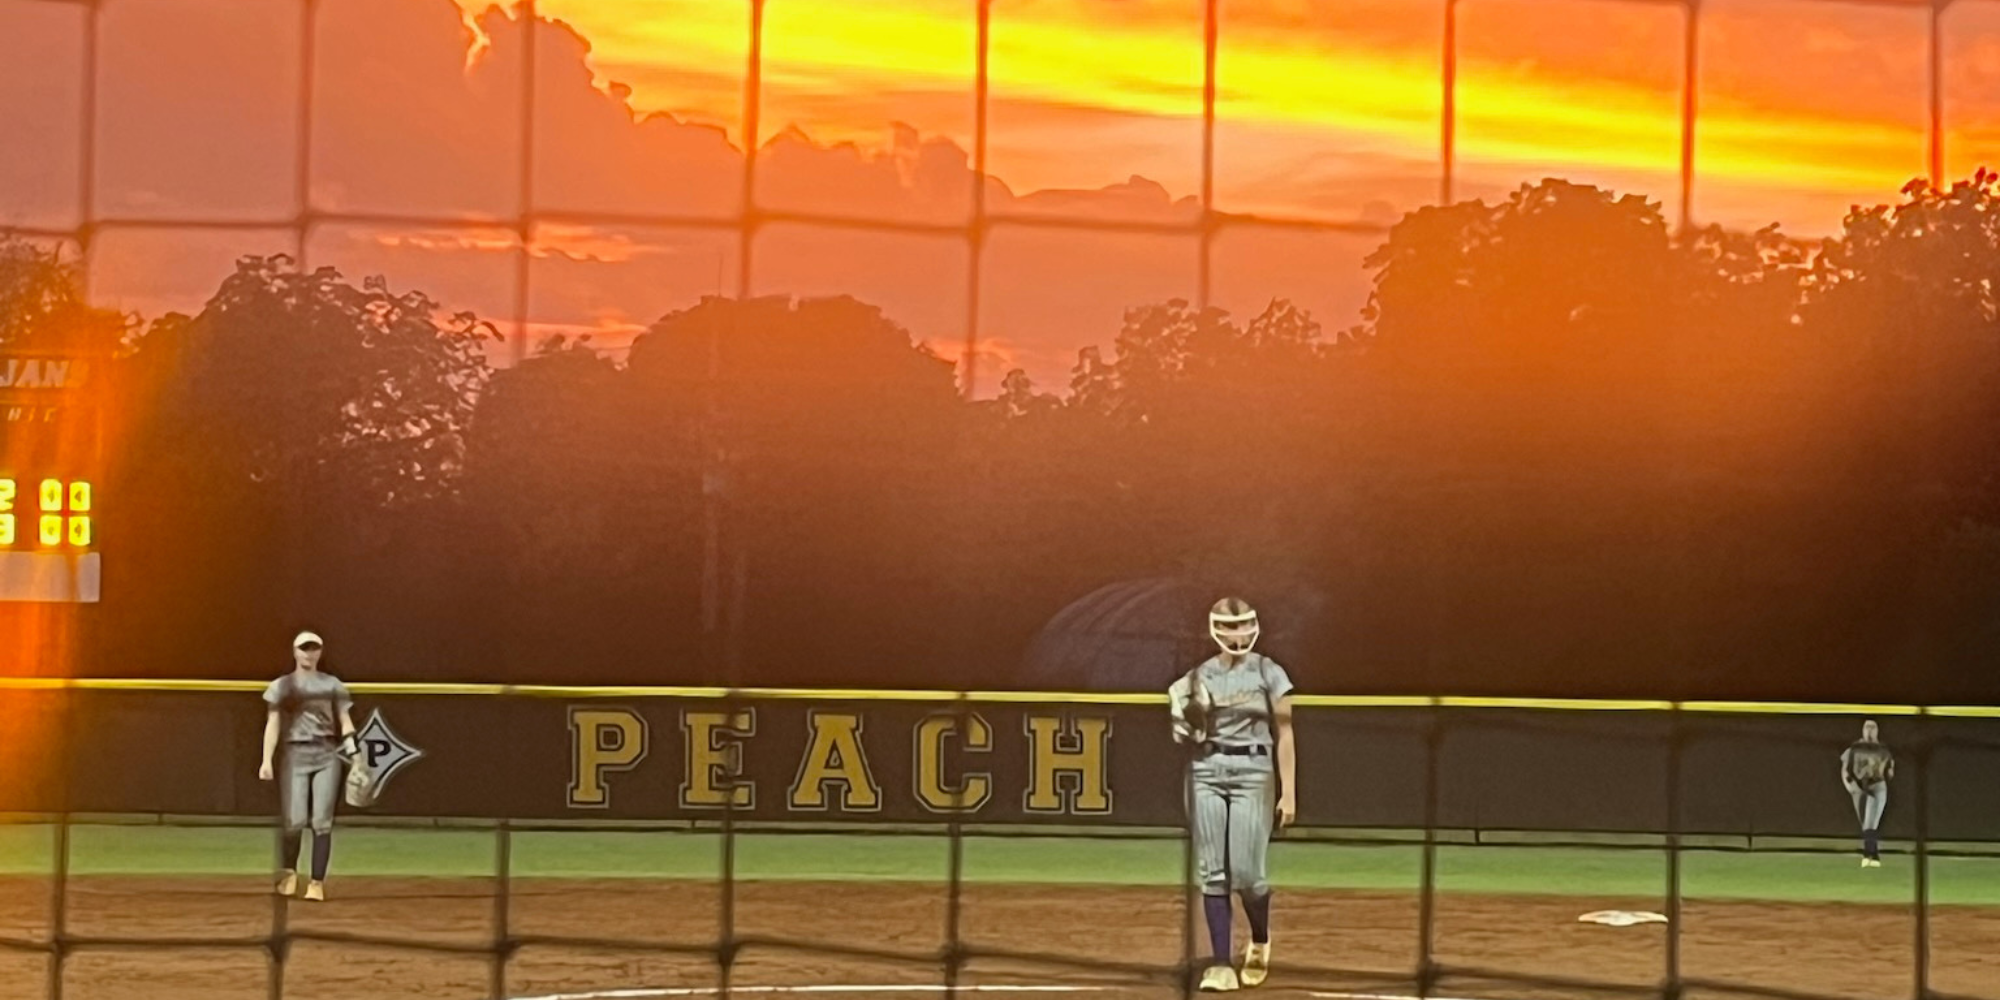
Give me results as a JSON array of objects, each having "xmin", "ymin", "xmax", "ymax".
[{"xmin": 1168, "ymin": 675, "xmax": 1202, "ymax": 744}]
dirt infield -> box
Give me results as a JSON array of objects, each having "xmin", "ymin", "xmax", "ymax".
[{"xmin": 0, "ymin": 877, "xmax": 1993, "ymax": 1000}]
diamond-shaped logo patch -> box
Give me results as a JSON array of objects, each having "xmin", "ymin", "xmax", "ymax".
[{"xmin": 342, "ymin": 709, "xmax": 423, "ymax": 801}]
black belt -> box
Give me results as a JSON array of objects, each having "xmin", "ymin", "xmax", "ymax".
[{"xmin": 1203, "ymin": 743, "xmax": 1270, "ymax": 757}]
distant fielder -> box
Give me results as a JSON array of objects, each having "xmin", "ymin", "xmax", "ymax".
[
  {"xmin": 259, "ymin": 630, "xmax": 357, "ymax": 901},
  {"xmin": 1169, "ymin": 598, "xmax": 1297, "ymax": 992},
  {"xmin": 1840, "ymin": 719, "xmax": 1894, "ymax": 868}
]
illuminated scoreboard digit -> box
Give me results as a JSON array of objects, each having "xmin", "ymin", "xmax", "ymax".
[
  {"xmin": 0, "ymin": 352, "xmax": 102, "ymax": 603},
  {"xmin": 0, "ymin": 476, "xmax": 93, "ymax": 550}
]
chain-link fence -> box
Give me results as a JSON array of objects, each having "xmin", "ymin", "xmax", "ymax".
[
  {"xmin": 0, "ymin": 0, "xmax": 1983, "ymax": 385},
  {"xmin": 3, "ymin": 684, "xmax": 1998, "ymax": 1000},
  {"xmin": 3, "ymin": 3, "xmax": 1997, "ymax": 1000}
]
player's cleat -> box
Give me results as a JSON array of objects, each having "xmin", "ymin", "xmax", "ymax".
[
  {"xmin": 1199, "ymin": 965, "xmax": 1241, "ymax": 992},
  {"xmin": 275, "ymin": 871, "xmax": 299, "ymax": 896},
  {"xmin": 1239, "ymin": 941, "xmax": 1271, "ymax": 987},
  {"xmin": 303, "ymin": 880, "xmax": 326, "ymax": 901},
  {"xmin": 1863, "ymin": 857, "xmax": 1882, "ymax": 868}
]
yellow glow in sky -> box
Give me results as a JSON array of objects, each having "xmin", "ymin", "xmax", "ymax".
[{"xmin": 482, "ymin": 0, "xmax": 1966, "ymax": 225}]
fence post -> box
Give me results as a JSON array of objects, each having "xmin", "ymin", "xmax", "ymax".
[
  {"xmin": 1440, "ymin": 0, "xmax": 1459, "ymax": 206},
  {"xmin": 1664, "ymin": 706, "xmax": 1684, "ymax": 1000},
  {"xmin": 491, "ymin": 818, "xmax": 514, "ymax": 1000},
  {"xmin": 943, "ymin": 694, "xmax": 970, "ymax": 1000},
  {"xmin": 718, "ymin": 690, "xmax": 742, "ymax": 1000},
  {"xmin": 1912, "ymin": 712, "xmax": 1931, "ymax": 1000},
  {"xmin": 48, "ymin": 686, "xmax": 74, "ymax": 1000},
  {"xmin": 1416, "ymin": 703, "xmax": 1443, "ymax": 998},
  {"xmin": 1182, "ymin": 731, "xmax": 1198, "ymax": 1000},
  {"xmin": 267, "ymin": 819, "xmax": 288, "ymax": 1000}
]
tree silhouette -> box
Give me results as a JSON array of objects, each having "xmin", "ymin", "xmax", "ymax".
[
  {"xmin": 10, "ymin": 171, "xmax": 2000, "ymax": 702},
  {"xmin": 1802, "ymin": 174, "xmax": 2000, "ymax": 512},
  {"xmin": 462, "ymin": 335, "xmax": 635, "ymax": 573},
  {"xmin": 103, "ymin": 255, "xmax": 495, "ymax": 675},
  {"xmin": 1349, "ymin": 180, "xmax": 1776, "ymax": 694},
  {"xmin": 959, "ymin": 297, "xmax": 1353, "ymax": 682},
  {"xmin": 127, "ymin": 256, "xmax": 494, "ymax": 509},
  {"xmin": 1785, "ymin": 174, "xmax": 2000, "ymax": 692},
  {"xmin": 449, "ymin": 334, "xmax": 698, "ymax": 679},
  {"xmin": 0, "ymin": 237, "xmax": 129, "ymax": 355},
  {"xmin": 995, "ymin": 367, "xmax": 1063, "ymax": 421},
  {"xmin": 625, "ymin": 294, "xmax": 962, "ymax": 684}
]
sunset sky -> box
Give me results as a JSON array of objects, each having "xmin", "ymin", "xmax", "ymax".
[
  {"xmin": 3, "ymin": 0, "xmax": 1999, "ymax": 391},
  {"xmin": 526, "ymin": 0, "xmax": 1987, "ymax": 219}
]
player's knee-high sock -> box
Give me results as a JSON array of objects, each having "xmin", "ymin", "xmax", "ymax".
[
  {"xmin": 1204, "ymin": 894, "xmax": 1232, "ymax": 963},
  {"xmin": 281, "ymin": 832, "xmax": 303, "ymax": 873},
  {"xmin": 1864, "ymin": 829, "xmax": 1879, "ymax": 859},
  {"xmin": 310, "ymin": 832, "xmax": 332, "ymax": 881},
  {"xmin": 1241, "ymin": 890, "xmax": 1271, "ymax": 944}
]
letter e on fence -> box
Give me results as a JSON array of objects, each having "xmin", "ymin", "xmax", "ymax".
[{"xmin": 681, "ymin": 709, "xmax": 756, "ymax": 810}]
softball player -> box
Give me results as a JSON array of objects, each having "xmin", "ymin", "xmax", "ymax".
[
  {"xmin": 1840, "ymin": 719, "xmax": 1894, "ymax": 868},
  {"xmin": 1169, "ymin": 598, "xmax": 1297, "ymax": 992},
  {"xmin": 258, "ymin": 630, "xmax": 357, "ymax": 901}
]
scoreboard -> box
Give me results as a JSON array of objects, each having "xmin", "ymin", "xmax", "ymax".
[
  {"xmin": 0, "ymin": 352, "xmax": 100, "ymax": 602},
  {"xmin": 1, "ymin": 477, "xmax": 93, "ymax": 549}
]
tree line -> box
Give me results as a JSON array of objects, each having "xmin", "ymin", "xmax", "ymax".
[{"xmin": 7, "ymin": 175, "xmax": 2000, "ymax": 703}]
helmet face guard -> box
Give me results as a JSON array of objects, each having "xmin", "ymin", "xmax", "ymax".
[{"xmin": 1208, "ymin": 607, "xmax": 1260, "ymax": 656}]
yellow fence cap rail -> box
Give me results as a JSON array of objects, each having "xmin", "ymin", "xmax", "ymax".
[
  {"xmin": 1924, "ymin": 705, "xmax": 2000, "ymax": 718},
  {"xmin": 1292, "ymin": 695, "xmax": 1436, "ymax": 708},
  {"xmin": 1438, "ymin": 696, "xmax": 1676, "ymax": 711},
  {"xmin": 1680, "ymin": 701, "xmax": 1923, "ymax": 716},
  {"xmin": 0, "ymin": 678, "xmax": 1990, "ymax": 716}
]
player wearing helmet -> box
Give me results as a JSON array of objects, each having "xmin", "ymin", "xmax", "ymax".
[{"xmin": 1169, "ymin": 598, "xmax": 1297, "ymax": 991}]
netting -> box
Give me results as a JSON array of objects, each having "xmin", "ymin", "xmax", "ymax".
[
  {"xmin": 0, "ymin": 0, "xmax": 1970, "ymax": 380},
  {"xmin": 3, "ymin": 687, "xmax": 1999, "ymax": 1000},
  {"xmin": 4, "ymin": 1, "xmax": 1997, "ymax": 998}
]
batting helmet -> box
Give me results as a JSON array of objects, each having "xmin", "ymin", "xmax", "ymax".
[{"xmin": 1208, "ymin": 597, "xmax": 1260, "ymax": 656}]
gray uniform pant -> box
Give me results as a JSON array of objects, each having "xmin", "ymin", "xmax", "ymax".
[
  {"xmin": 1849, "ymin": 781, "xmax": 1887, "ymax": 830},
  {"xmin": 1188, "ymin": 753, "xmax": 1274, "ymax": 897},
  {"xmin": 283, "ymin": 742, "xmax": 340, "ymax": 835}
]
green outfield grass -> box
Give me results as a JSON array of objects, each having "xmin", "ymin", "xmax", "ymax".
[{"xmin": 2, "ymin": 822, "xmax": 1998, "ymax": 907}]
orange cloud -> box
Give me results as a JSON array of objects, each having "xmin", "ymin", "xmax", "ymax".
[{"xmin": 504, "ymin": 0, "xmax": 1980, "ymax": 233}]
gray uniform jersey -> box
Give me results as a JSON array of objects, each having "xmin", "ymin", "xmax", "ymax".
[
  {"xmin": 264, "ymin": 670, "xmax": 352, "ymax": 747},
  {"xmin": 264, "ymin": 670, "xmax": 351, "ymax": 835},
  {"xmin": 1842, "ymin": 741, "xmax": 1894, "ymax": 786},
  {"xmin": 1169, "ymin": 653, "xmax": 1295, "ymax": 748},
  {"xmin": 1168, "ymin": 653, "xmax": 1295, "ymax": 897}
]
